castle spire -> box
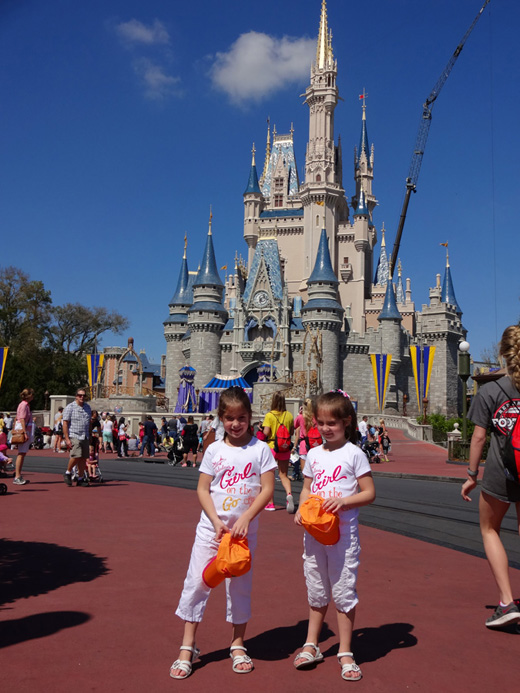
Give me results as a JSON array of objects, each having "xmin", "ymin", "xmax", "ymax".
[
  {"xmin": 195, "ymin": 214, "xmax": 223, "ymax": 288},
  {"xmin": 357, "ymin": 89, "xmax": 371, "ymax": 168},
  {"xmin": 396, "ymin": 258, "xmax": 405, "ymax": 303},
  {"xmin": 261, "ymin": 118, "xmax": 271, "ymax": 184},
  {"xmin": 244, "ymin": 143, "xmax": 261, "ymax": 194},
  {"xmin": 316, "ymin": 0, "xmax": 333, "ymax": 69},
  {"xmin": 308, "ymin": 227, "xmax": 339, "ymax": 285},
  {"xmin": 374, "ymin": 223, "xmax": 389, "ymax": 285},
  {"xmin": 378, "ymin": 273, "xmax": 402, "ymax": 321},
  {"xmin": 440, "ymin": 242, "xmax": 461, "ymax": 314}
]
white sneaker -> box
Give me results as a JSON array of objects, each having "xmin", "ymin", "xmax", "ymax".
[
  {"xmin": 286, "ymin": 494, "xmax": 295, "ymax": 514},
  {"xmin": 13, "ymin": 476, "xmax": 27, "ymax": 485}
]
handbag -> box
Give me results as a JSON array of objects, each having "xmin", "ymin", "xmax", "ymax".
[{"xmin": 11, "ymin": 422, "xmax": 26, "ymax": 445}]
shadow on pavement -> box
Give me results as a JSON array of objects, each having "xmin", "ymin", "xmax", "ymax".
[
  {"xmin": 351, "ymin": 622, "xmax": 418, "ymax": 664},
  {"xmin": 0, "ymin": 538, "xmax": 109, "ymax": 608},
  {"xmin": 0, "ymin": 611, "xmax": 91, "ymax": 649}
]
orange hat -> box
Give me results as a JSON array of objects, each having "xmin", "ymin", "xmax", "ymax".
[
  {"xmin": 299, "ymin": 495, "xmax": 340, "ymax": 545},
  {"xmin": 202, "ymin": 534, "xmax": 252, "ymax": 588}
]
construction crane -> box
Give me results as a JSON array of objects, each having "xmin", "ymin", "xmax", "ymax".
[{"xmin": 389, "ymin": 0, "xmax": 491, "ymax": 276}]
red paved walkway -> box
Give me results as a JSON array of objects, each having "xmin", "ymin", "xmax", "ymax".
[{"xmin": 2, "ymin": 440, "xmax": 518, "ymax": 692}]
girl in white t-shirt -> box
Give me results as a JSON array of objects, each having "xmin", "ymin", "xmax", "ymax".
[
  {"xmin": 171, "ymin": 387, "xmax": 276, "ymax": 680},
  {"xmin": 294, "ymin": 391, "xmax": 375, "ymax": 682}
]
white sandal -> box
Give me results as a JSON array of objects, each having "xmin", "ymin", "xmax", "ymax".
[
  {"xmin": 230, "ymin": 645, "xmax": 254, "ymax": 674},
  {"xmin": 169, "ymin": 645, "xmax": 200, "ymax": 680},
  {"xmin": 338, "ymin": 651, "xmax": 362, "ymax": 682},
  {"xmin": 294, "ymin": 642, "xmax": 324, "ymax": 669}
]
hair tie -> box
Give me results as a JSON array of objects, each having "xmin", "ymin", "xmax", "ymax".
[{"xmin": 331, "ymin": 388, "xmax": 350, "ymax": 399}]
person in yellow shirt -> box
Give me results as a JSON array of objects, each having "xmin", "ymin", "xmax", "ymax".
[{"xmin": 262, "ymin": 392, "xmax": 295, "ymax": 513}]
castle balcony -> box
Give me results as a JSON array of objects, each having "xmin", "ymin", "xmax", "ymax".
[
  {"xmin": 237, "ymin": 340, "xmax": 284, "ymax": 362},
  {"xmin": 340, "ymin": 262, "xmax": 353, "ymax": 282}
]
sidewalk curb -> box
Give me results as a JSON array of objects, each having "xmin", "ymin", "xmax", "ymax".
[{"xmin": 372, "ymin": 471, "xmax": 469, "ymax": 483}]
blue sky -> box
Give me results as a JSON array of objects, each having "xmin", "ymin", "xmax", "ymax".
[{"xmin": 1, "ymin": 0, "xmax": 518, "ymax": 365}]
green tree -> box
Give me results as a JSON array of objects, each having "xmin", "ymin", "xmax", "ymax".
[
  {"xmin": 47, "ymin": 304, "xmax": 129, "ymax": 355},
  {"xmin": 0, "ymin": 267, "xmax": 129, "ymax": 410}
]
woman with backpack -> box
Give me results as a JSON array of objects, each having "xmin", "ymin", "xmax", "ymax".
[
  {"xmin": 262, "ymin": 392, "xmax": 294, "ymax": 512},
  {"xmin": 462, "ymin": 325, "xmax": 520, "ymax": 629},
  {"xmin": 293, "ymin": 398, "xmax": 321, "ymax": 482}
]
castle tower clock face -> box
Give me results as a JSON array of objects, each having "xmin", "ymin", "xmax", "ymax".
[{"xmin": 253, "ymin": 290, "xmax": 269, "ymax": 308}]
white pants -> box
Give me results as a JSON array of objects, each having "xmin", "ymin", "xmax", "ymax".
[
  {"xmin": 303, "ymin": 520, "xmax": 360, "ymax": 613},
  {"xmin": 176, "ymin": 522, "xmax": 257, "ymax": 624}
]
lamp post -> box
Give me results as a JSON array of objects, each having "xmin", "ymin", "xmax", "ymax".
[{"xmin": 458, "ymin": 340, "xmax": 471, "ymax": 460}]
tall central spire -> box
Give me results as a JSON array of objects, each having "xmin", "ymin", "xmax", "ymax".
[{"xmin": 316, "ymin": 0, "xmax": 333, "ymax": 69}]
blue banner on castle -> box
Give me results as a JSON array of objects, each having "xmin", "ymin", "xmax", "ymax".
[
  {"xmin": 370, "ymin": 353, "xmax": 392, "ymax": 412},
  {"xmin": 86, "ymin": 353, "xmax": 104, "ymax": 389},
  {"xmin": 0, "ymin": 347, "xmax": 8, "ymax": 390},
  {"xmin": 410, "ymin": 345, "xmax": 436, "ymax": 411}
]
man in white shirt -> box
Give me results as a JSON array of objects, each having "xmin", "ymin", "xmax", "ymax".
[{"xmin": 358, "ymin": 416, "xmax": 368, "ymax": 443}]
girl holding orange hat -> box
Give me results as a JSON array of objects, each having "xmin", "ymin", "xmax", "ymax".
[
  {"xmin": 294, "ymin": 391, "xmax": 376, "ymax": 682},
  {"xmin": 171, "ymin": 387, "xmax": 276, "ymax": 680}
]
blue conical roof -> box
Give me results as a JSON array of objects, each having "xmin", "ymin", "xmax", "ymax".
[
  {"xmin": 308, "ymin": 228, "xmax": 338, "ymax": 284},
  {"xmin": 441, "ymin": 265, "xmax": 461, "ymax": 314},
  {"xmin": 244, "ymin": 162, "xmax": 260, "ymax": 194},
  {"xmin": 355, "ymin": 188, "xmax": 369, "ymax": 217},
  {"xmin": 194, "ymin": 231, "xmax": 223, "ymax": 288},
  {"xmin": 169, "ymin": 256, "xmax": 191, "ymax": 306},
  {"xmin": 378, "ymin": 280, "xmax": 402, "ymax": 321}
]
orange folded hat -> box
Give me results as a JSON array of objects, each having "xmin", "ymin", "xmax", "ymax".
[
  {"xmin": 299, "ymin": 495, "xmax": 340, "ymax": 545},
  {"xmin": 202, "ymin": 533, "xmax": 252, "ymax": 588}
]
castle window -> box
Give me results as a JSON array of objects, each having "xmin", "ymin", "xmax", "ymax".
[
  {"xmin": 343, "ymin": 257, "xmax": 349, "ymax": 263},
  {"xmin": 316, "ymin": 215, "xmax": 319, "ymax": 227},
  {"xmin": 274, "ymin": 177, "xmax": 284, "ymax": 190},
  {"xmin": 274, "ymin": 194, "xmax": 283, "ymax": 208},
  {"xmin": 316, "ymin": 174, "xmax": 321, "ymax": 182}
]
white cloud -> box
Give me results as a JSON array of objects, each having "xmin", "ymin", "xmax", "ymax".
[
  {"xmin": 116, "ymin": 19, "xmax": 170, "ymax": 46},
  {"xmin": 210, "ymin": 32, "xmax": 315, "ymax": 105},
  {"xmin": 134, "ymin": 58, "xmax": 181, "ymax": 100}
]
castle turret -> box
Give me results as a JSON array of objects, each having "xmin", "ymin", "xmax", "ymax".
[
  {"xmin": 301, "ymin": 227, "xmax": 344, "ymax": 391},
  {"xmin": 354, "ymin": 92, "xmax": 376, "ymax": 219},
  {"xmin": 243, "ymin": 144, "xmax": 264, "ymax": 266},
  {"xmin": 164, "ymin": 238, "xmax": 194, "ymax": 405},
  {"xmin": 378, "ymin": 276, "xmax": 402, "ymax": 411},
  {"xmin": 441, "ymin": 246, "xmax": 462, "ymax": 314},
  {"xmin": 417, "ymin": 248, "xmax": 465, "ymax": 416},
  {"xmin": 188, "ymin": 216, "xmax": 228, "ymax": 390},
  {"xmin": 300, "ymin": 0, "xmax": 342, "ymax": 275}
]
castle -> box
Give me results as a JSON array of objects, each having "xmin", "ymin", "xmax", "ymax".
[{"xmin": 163, "ymin": 0, "xmax": 465, "ymax": 417}]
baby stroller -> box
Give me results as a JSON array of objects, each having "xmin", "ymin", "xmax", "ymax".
[
  {"xmin": 167, "ymin": 437, "xmax": 184, "ymax": 466},
  {"xmin": 72, "ymin": 447, "xmax": 104, "ymax": 484},
  {"xmin": 362, "ymin": 440, "xmax": 381, "ymax": 464}
]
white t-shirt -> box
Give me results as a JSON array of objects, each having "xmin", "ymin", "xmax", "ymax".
[
  {"xmin": 210, "ymin": 416, "xmax": 225, "ymax": 441},
  {"xmin": 358, "ymin": 420, "xmax": 368, "ymax": 437},
  {"xmin": 103, "ymin": 420, "xmax": 113, "ymax": 433},
  {"xmin": 198, "ymin": 437, "xmax": 277, "ymax": 533},
  {"xmin": 303, "ymin": 441, "xmax": 372, "ymax": 526}
]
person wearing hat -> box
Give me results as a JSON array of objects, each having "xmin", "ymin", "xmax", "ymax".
[
  {"xmin": 293, "ymin": 391, "xmax": 375, "ymax": 682},
  {"xmin": 171, "ymin": 386, "xmax": 276, "ymax": 680}
]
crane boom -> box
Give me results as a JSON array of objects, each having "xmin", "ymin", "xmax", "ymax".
[{"xmin": 389, "ymin": 0, "xmax": 490, "ymax": 276}]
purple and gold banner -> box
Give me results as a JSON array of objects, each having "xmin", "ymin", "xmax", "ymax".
[
  {"xmin": 86, "ymin": 353, "xmax": 104, "ymax": 389},
  {"xmin": 410, "ymin": 345, "xmax": 436, "ymax": 410},
  {"xmin": 370, "ymin": 353, "xmax": 392, "ymax": 412},
  {"xmin": 0, "ymin": 347, "xmax": 8, "ymax": 390}
]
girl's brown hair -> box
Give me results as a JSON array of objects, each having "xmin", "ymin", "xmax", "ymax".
[
  {"xmin": 20, "ymin": 388, "xmax": 34, "ymax": 401},
  {"xmin": 313, "ymin": 391, "xmax": 358, "ymax": 443},
  {"xmin": 270, "ymin": 391, "xmax": 286, "ymax": 412},
  {"xmin": 499, "ymin": 325, "xmax": 520, "ymax": 392},
  {"xmin": 218, "ymin": 386, "xmax": 252, "ymax": 421}
]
